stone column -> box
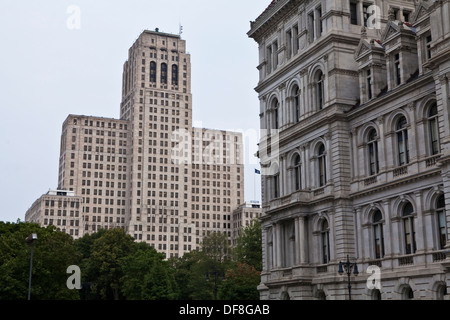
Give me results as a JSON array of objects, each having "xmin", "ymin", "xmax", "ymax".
[
  {"xmin": 262, "ymin": 227, "xmax": 268, "ymax": 271},
  {"xmin": 441, "ymin": 171, "xmax": 450, "ymax": 256},
  {"xmin": 408, "ymin": 102, "xmax": 419, "ymax": 162},
  {"xmin": 354, "ymin": 206, "xmax": 363, "ymax": 259},
  {"xmin": 438, "ymin": 75, "xmax": 450, "ymax": 153},
  {"xmin": 377, "ymin": 116, "xmax": 387, "ymax": 172},
  {"xmin": 414, "ymin": 190, "xmax": 426, "ymax": 254},
  {"xmin": 304, "ymin": 142, "xmax": 311, "ymax": 188},
  {"xmin": 299, "ymin": 216, "xmax": 308, "ymax": 264},
  {"xmin": 386, "ymin": 53, "xmax": 393, "ymax": 91},
  {"xmin": 381, "ymin": 200, "xmax": 392, "ymax": 259},
  {"xmin": 325, "ymin": 133, "xmax": 331, "ymax": 184},
  {"xmin": 294, "ymin": 217, "xmax": 300, "ymax": 265},
  {"xmin": 276, "ymin": 223, "xmax": 282, "ymax": 268},
  {"xmin": 268, "ymin": 226, "xmax": 274, "ymax": 270}
]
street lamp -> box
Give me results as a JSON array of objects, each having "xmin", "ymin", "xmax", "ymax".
[
  {"xmin": 206, "ymin": 266, "xmax": 225, "ymax": 300},
  {"xmin": 25, "ymin": 233, "xmax": 38, "ymax": 300},
  {"xmin": 338, "ymin": 254, "xmax": 359, "ymax": 300}
]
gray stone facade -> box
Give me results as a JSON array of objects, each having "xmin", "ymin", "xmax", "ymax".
[{"xmin": 248, "ymin": 0, "xmax": 450, "ymax": 299}]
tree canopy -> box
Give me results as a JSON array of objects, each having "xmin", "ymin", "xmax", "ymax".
[{"xmin": 0, "ymin": 221, "xmax": 262, "ymax": 300}]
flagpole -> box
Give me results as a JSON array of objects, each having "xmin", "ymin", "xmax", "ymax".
[{"xmin": 254, "ymin": 171, "xmax": 256, "ymax": 201}]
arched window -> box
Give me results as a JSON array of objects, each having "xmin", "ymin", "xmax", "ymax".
[
  {"xmin": 171, "ymin": 64, "xmax": 178, "ymax": 86},
  {"xmin": 321, "ymin": 219, "xmax": 330, "ymax": 264},
  {"xmin": 402, "ymin": 202, "xmax": 416, "ymax": 254},
  {"xmin": 292, "ymin": 85, "xmax": 300, "ymax": 122},
  {"xmin": 294, "ymin": 154, "xmax": 301, "ymax": 191},
  {"xmin": 372, "ymin": 289, "xmax": 382, "ymax": 300},
  {"xmin": 436, "ymin": 194, "xmax": 446, "ymax": 250},
  {"xmin": 372, "ymin": 210, "xmax": 384, "ymax": 259},
  {"xmin": 437, "ymin": 284, "xmax": 447, "ymax": 300},
  {"xmin": 272, "ymin": 99, "xmax": 279, "ymax": 129},
  {"xmin": 161, "ymin": 63, "xmax": 168, "ymax": 84},
  {"xmin": 367, "ymin": 128, "xmax": 379, "ymax": 175},
  {"xmin": 268, "ymin": 99, "xmax": 279, "ymax": 129},
  {"xmin": 428, "ymin": 103, "xmax": 440, "ymax": 155},
  {"xmin": 316, "ymin": 70, "xmax": 324, "ymax": 110},
  {"xmin": 150, "ymin": 61, "xmax": 157, "ymax": 83},
  {"xmin": 317, "ymin": 143, "xmax": 327, "ymax": 187},
  {"xmin": 396, "ymin": 116, "xmax": 409, "ymax": 166},
  {"xmin": 402, "ymin": 286, "xmax": 414, "ymax": 300},
  {"xmin": 317, "ymin": 290, "xmax": 326, "ymax": 300}
]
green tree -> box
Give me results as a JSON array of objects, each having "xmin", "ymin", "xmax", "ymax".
[
  {"xmin": 170, "ymin": 250, "xmax": 203, "ymax": 300},
  {"xmin": 234, "ymin": 219, "xmax": 262, "ymax": 271},
  {"xmin": 0, "ymin": 222, "xmax": 80, "ymax": 300},
  {"xmin": 79, "ymin": 228, "xmax": 135, "ymax": 300},
  {"xmin": 218, "ymin": 262, "xmax": 261, "ymax": 300},
  {"xmin": 171, "ymin": 232, "xmax": 235, "ymax": 300},
  {"xmin": 201, "ymin": 231, "xmax": 232, "ymax": 264},
  {"xmin": 121, "ymin": 243, "xmax": 178, "ymax": 300}
]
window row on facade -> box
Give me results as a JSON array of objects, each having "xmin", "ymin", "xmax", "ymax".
[
  {"xmin": 264, "ymin": 189, "xmax": 447, "ymax": 270},
  {"xmin": 266, "ymin": 97, "xmax": 441, "ymax": 200},
  {"xmin": 353, "ymin": 100, "xmax": 440, "ymax": 179}
]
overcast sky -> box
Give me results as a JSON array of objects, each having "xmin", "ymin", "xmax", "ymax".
[{"xmin": 0, "ymin": 0, "xmax": 269, "ymax": 222}]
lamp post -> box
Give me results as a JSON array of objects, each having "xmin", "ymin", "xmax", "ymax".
[
  {"xmin": 206, "ymin": 266, "xmax": 225, "ymax": 300},
  {"xmin": 338, "ymin": 254, "xmax": 359, "ymax": 300},
  {"xmin": 25, "ymin": 233, "xmax": 38, "ymax": 300}
]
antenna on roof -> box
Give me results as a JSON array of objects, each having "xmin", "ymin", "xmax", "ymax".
[{"xmin": 179, "ymin": 24, "xmax": 183, "ymax": 36}]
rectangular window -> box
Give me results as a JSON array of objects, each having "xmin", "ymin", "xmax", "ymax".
[
  {"xmin": 350, "ymin": 2, "xmax": 358, "ymax": 25},
  {"xmin": 426, "ymin": 34, "xmax": 432, "ymax": 60},
  {"xmin": 273, "ymin": 41, "xmax": 278, "ymax": 70},
  {"xmin": 286, "ymin": 30, "xmax": 292, "ymax": 60},
  {"xmin": 363, "ymin": 3, "xmax": 371, "ymax": 27},
  {"xmin": 316, "ymin": 6, "xmax": 323, "ymax": 36},
  {"xmin": 266, "ymin": 45, "xmax": 272, "ymax": 74},
  {"xmin": 403, "ymin": 10, "xmax": 411, "ymax": 22},
  {"xmin": 292, "ymin": 24, "xmax": 299, "ymax": 54},
  {"xmin": 308, "ymin": 12, "xmax": 315, "ymax": 41}
]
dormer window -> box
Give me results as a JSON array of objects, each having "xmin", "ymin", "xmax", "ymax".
[
  {"xmin": 403, "ymin": 10, "xmax": 411, "ymax": 22},
  {"xmin": 394, "ymin": 8, "xmax": 400, "ymax": 20}
]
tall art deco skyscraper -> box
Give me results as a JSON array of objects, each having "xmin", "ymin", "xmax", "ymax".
[{"xmin": 26, "ymin": 30, "xmax": 246, "ymax": 259}]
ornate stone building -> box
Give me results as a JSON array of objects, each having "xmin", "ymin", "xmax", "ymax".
[{"xmin": 248, "ymin": 0, "xmax": 450, "ymax": 299}]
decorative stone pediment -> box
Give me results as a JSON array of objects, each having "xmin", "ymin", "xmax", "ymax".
[
  {"xmin": 412, "ymin": 1, "xmax": 431, "ymax": 24},
  {"xmin": 386, "ymin": 25, "xmax": 398, "ymax": 39},
  {"xmin": 354, "ymin": 39, "xmax": 385, "ymax": 61},
  {"xmin": 354, "ymin": 40, "xmax": 371, "ymax": 60},
  {"xmin": 381, "ymin": 21, "xmax": 400, "ymax": 42},
  {"xmin": 381, "ymin": 20, "xmax": 417, "ymax": 48}
]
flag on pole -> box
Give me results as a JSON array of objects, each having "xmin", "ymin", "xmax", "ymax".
[{"xmin": 254, "ymin": 169, "xmax": 261, "ymax": 174}]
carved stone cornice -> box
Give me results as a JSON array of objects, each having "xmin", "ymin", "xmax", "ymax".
[
  {"xmin": 328, "ymin": 68, "xmax": 359, "ymax": 78},
  {"xmin": 248, "ymin": 0, "xmax": 302, "ymax": 42}
]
